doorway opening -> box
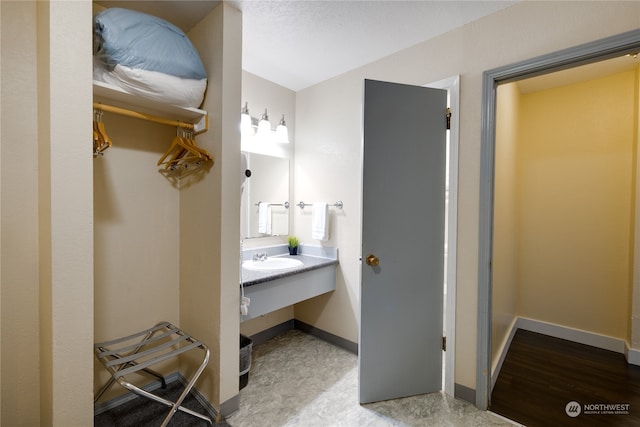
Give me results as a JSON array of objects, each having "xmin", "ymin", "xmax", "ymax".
[
  {"xmin": 490, "ymin": 55, "xmax": 639, "ymax": 424},
  {"xmin": 476, "ymin": 29, "xmax": 640, "ymax": 410}
]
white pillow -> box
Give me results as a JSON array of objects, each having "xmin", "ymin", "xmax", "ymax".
[{"xmin": 94, "ymin": 61, "xmax": 207, "ymax": 109}]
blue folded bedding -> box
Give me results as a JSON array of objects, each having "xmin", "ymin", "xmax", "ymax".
[{"xmin": 93, "ymin": 7, "xmax": 207, "ymax": 80}]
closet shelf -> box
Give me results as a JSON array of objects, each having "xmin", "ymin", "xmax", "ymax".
[{"xmin": 93, "ymin": 81, "xmax": 208, "ymax": 133}]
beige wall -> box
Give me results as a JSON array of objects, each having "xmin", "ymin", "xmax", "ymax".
[
  {"xmin": 46, "ymin": 2, "xmax": 95, "ymax": 422},
  {"xmin": 2, "ymin": 2, "xmax": 40, "ymax": 424},
  {"xmin": 293, "ymin": 74, "xmax": 362, "ymax": 343},
  {"xmin": 491, "ymin": 83, "xmax": 520, "ymax": 366},
  {"xmin": 2, "ymin": 1, "xmax": 94, "ymax": 425},
  {"xmin": 183, "ymin": 3, "xmax": 242, "ymax": 409},
  {"xmin": 517, "ymin": 70, "xmax": 637, "ymax": 339},
  {"xmin": 294, "ymin": 1, "xmax": 640, "ymax": 389}
]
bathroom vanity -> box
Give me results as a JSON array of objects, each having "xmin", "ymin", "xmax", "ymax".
[{"xmin": 240, "ymin": 245, "xmax": 338, "ymax": 321}]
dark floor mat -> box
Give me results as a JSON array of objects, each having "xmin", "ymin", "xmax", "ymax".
[{"xmin": 94, "ymin": 381, "xmax": 229, "ymax": 426}]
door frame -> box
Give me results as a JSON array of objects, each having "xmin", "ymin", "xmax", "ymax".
[
  {"xmin": 425, "ymin": 75, "xmax": 460, "ymax": 398},
  {"xmin": 477, "ymin": 29, "xmax": 640, "ymax": 410}
]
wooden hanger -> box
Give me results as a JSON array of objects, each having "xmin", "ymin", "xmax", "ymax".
[
  {"xmin": 166, "ymin": 137, "xmax": 202, "ymax": 170},
  {"xmin": 182, "ymin": 130, "xmax": 214, "ymax": 162},
  {"xmin": 157, "ymin": 134, "xmax": 190, "ymax": 167},
  {"xmin": 93, "ymin": 109, "xmax": 112, "ymax": 156},
  {"xmin": 158, "ymin": 127, "xmax": 210, "ymax": 170},
  {"xmin": 93, "ymin": 120, "xmax": 103, "ymax": 156}
]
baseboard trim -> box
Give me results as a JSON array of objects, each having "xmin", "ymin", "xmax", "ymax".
[
  {"xmin": 95, "ymin": 372, "xmax": 185, "ymax": 414},
  {"xmin": 491, "ymin": 317, "xmax": 519, "ymax": 391},
  {"xmin": 625, "ymin": 342, "xmax": 640, "ymax": 365},
  {"xmin": 219, "ymin": 394, "xmax": 240, "ymax": 419},
  {"xmin": 249, "ymin": 319, "xmax": 295, "ymax": 346},
  {"xmin": 516, "ymin": 317, "xmax": 626, "ymax": 354},
  {"xmin": 94, "ymin": 372, "xmax": 222, "ymax": 422},
  {"xmin": 491, "ymin": 316, "xmax": 639, "ymax": 387},
  {"xmin": 454, "ymin": 383, "xmax": 476, "ymax": 404},
  {"xmin": 294, "ymin": 320, "xmax": 359, "ymax": 354},
  {"xmin": 246, "ymin": 319, "xmax": 358, "ymax": 355},
  {"xmin": 176, "ymin": 374, "xmax": 222, "ymax": 422}
]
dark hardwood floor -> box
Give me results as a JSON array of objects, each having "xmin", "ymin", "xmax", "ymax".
[{"xmin": 491, "ymin": 329, "xmax": 640, "ymax": 427}]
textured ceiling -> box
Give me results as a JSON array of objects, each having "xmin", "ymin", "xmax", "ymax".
[
  {"xmin": 227, "ymin": 0, "xmax": 517, "ymax": 91},
  {"xmin": 97, "ymin": 0, "xmax": 517, "ymax": 91}
]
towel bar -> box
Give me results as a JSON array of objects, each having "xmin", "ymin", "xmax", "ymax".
[
  {"xmin": 94, "ymin": 321, "xmax": 212, "ymax": 426},
  {"xmin": 297, "ymin": 200, "xmax": 343, "ymax": 210},
  {"xmin": 254, "ymin": 201, "xmax": 290, "ymax": 209}
]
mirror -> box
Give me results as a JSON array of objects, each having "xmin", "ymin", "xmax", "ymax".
[{"xmin": 241, "ymin": 152, "xmax": 290, "ymax": 238}]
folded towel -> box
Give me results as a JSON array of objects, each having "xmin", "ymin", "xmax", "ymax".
[
  {"xmin": 258, "ymin": 202, "xmax": 271, "ymax": 234},
  {"xmin": 312, "ymin": 202, "xmax": 329, "ymax": 241}
]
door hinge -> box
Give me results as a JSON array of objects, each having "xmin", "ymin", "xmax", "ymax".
[
  {"xmin": 446, "ymin": 108, "xmax": 452, "ymax": 130},
  {"xmin": 442, "ymin": 336, "xmax": 447, "ymax": 351}
]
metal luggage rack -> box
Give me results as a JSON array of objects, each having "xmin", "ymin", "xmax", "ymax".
[{"xmin": 94, "ymin": 321, "xmax": 211, "ymax": 426}]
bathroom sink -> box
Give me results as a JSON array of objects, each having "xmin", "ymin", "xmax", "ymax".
[{"xmin": 242, "ymin": 257, "xmax": 303, "ymax": 271}]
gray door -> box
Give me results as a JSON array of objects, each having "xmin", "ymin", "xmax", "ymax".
[{"xmin": 359, "ymin": 79, "xmax": 446, "ymax": 403}]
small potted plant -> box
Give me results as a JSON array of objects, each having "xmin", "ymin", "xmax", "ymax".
[{"xmin": 288, "ymin": 236, "xmax": 299, "ymax": 255}]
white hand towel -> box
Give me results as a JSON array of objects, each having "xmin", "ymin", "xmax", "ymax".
[
  {"xmin": 258, "ymin": 202, "xmax": 272, "ymax": 234},
  {"xmin": 312, "ymin": 202, "xmax": 329, "ymax": 241}
]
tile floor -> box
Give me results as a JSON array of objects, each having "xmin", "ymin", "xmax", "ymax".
[{"xmin": 225, "ymin": 329, "xmax": 519, "ymax": 427}]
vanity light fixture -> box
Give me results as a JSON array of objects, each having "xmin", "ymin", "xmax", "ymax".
[
  {"xmin": 275, "ymin": 114, "xmax": 289, "ymax": 144},
  {"xmin": 240, "ymin": 102, "xmax": 290, "ymax": 144}
]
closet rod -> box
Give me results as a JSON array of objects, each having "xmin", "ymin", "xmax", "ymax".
[{"xmin": 93, "ymin": 102, "xmax": 196, "ymax": 131}]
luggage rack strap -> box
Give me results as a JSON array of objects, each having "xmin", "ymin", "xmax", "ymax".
[
  {"xmin": 95, "ymin": 321, "xmax": 174, "ymax": 348},
  {"xmin": 112, "ymin": 340, "xmax": 204, "ymax": 379},
  {"xmin": 101, "ymin": 334, "xmax": 191, "ymax": 369},
  {"xmin": 95, "ymin": 327, "xmax": 178, "ymax": 359}
]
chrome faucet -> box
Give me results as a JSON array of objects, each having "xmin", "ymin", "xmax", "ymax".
[{"xmin": 253, "ymin": 252, "xmax": 268, "ymax": 261}]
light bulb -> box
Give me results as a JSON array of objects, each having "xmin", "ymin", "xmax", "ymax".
[
  {"xmin": 240, "ymin": 102, "xmax": 252, "ymax": 137},
  {"xmin": 275, "ymin": 114, "xmax": 289, "ymax": 143},
  {"xmin": 257, "ymin": 109, "xmax": 272, "ymax": 142}
]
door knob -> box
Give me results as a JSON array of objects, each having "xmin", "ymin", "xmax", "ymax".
[{"xmin": 365, "ymin": 254, "xmax": 380, "ymax": 267}]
